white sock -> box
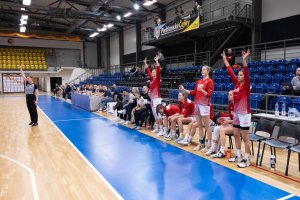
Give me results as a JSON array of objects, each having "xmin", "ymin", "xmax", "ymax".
[
  {"xmin": 245, "ymin": 153, "xmax": 250, "ymax": 160},
  {"xmin": 164, "ymin": 127, "xmax": 168, "ymax": 133},
  {"xmin": 220, "ymin": 146, "xmax": 225, "ymax": 154},
  {"xmin": 170, "ymin": 130, "xmax": 176, "ymax": 136},
  {"xmin": 159, "ymin": 125, "xmax": 163, "ymax": 131},
  {"xmin": 236, "ymin": 149, "xmax": 242, "ymax": 158},
  {"xmin": 206, "ymin": 139, "xmax": 211, "ymax": 147},
  {"xmin": 187, "ymin": 135, "xmax": 192, "ymax": 142},
  {"xmin": 184, "ymin": 133, "xmax": 189, "ymax": 140},
  {"xmin": 179, "ymin": 132, "xmax": 183, "ymax": 138},
  {"xmin": 210, "ymin": 143, "xmax": 218, "ymax": 152}
]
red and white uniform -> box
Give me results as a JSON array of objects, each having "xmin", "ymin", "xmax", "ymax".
[
  {"xmin": 179, "ymin": 99, "xmax": 195, "ymax": 118},
  {"xmin": 146, "ymin": 65, "xmax": 161, "ymax": 119},
  {"xmin": 190, "ymin": 78, "xmax": 214, "ymax": 105},
  {"xmin": 227, "ymin": 65, "xmax": 251, "ymax": 127},
  {"xmin": 164, "ymin": 105, "xmax": 180, "ymax": 117},
  {"xmin": 146, "ymin": 66, "xmax": 161, "ymax": 99}
]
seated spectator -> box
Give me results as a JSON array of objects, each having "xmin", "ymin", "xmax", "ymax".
[
  {"xmin": 287, "ymin": 67, "xmax": 300, "ymax": 96},
  {"xmin": 122, "ymin": 87, "xmax": 139, "ymax": 125},
  {"xmin": 53, "ymin": 83, "xmax": 59, "ymax": 96},
  {"xmin": 64, "ymin": 83, "xmax": 72, "ymax": 100},
  {"xmin": 132, "ymin": 92, "xmax": 148, "ymax": 130},
  {"xmin": 111, "ymin": 84, "xmax": 119, "ymax": 101},
  {"xmin": 97, "ymin": 85, "xmax": 113, "ymax": 112}
]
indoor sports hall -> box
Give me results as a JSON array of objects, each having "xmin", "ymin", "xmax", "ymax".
[{"xmin": 0, "ymin": 0, "xmax": 300, "ymax": 199}]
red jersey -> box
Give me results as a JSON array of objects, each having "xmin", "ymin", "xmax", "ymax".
[
  {"xmin": 146, "ymin": 66, "xmax": 161, "ymax": 99},
  {"xmin": 227, "ymin": 65, "xmax": 250, "ymax": 114},
  {"xmin": 179, "ymin": 99, "xmax": 195, "ymax": 118},
  {"xmin": 220, "ymin": 102, "xmax": 234, "ymax": 119},
  {"xmin": 164, "ymin": 105, "xmax": 180, "ymax": 117},
  {"xmin": 190, "ymin": 78, "xmax": 214, "ymax": 106}
]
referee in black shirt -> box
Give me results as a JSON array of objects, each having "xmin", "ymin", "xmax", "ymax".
[{"xmin": 20, "ymin": 65, "xmax": 39, "ymax": 126}]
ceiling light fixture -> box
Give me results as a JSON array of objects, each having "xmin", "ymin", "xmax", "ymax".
[
  {"xmin": 89, "ymin": 32, "xmax": 99, "ymax": 37},
  {"xmin": 116, "ymin": 15, "xmax": 121, "ymax": 20},
  {"xmin": 106, "ymin": 24, "xmax": 114, "ymax": 28},
  {"xmin": 134, "ymin": 4, "xmax": 140, "ymax": 10},
  {"xmin": 21, "ymin": 8, "xmax": 26, "ymax": 11},
  {"xmin": 123, "ymin": 12, "xmax": 132, "ymax": 18},
  {"xmin": 22, "ymin": 0, "xmax": 31, "ymax": 6},
  {"xmin": 20, "ymin": 19, "xmax": 28, "ymax": 25},
  {"xmin": 21, "ymin": 14, "xmax": 28, "ymax": 20},
  {"xmin": 143, "ymin": 0, "xmax": 157, "ymax": 6},
  {"xmin": 20, "ymin": 26, "xmax": 26, "ymax": 33}
]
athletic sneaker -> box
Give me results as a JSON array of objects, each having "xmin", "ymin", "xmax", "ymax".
[
  {"xmin": 31, "ymin": 123, "xmax": 38, "ymax": 126},
  {"xmin": 29, "ymin": 122, "xmax": 33, "ymax": 125},
  {"xmin": 112, "ymin": 117, "xmax": 120, "ymax": 121},
  {"xmin": 200, "ymin": 146, "xmax": 210, "ymax": 153},
  {"xmin": 151, "ymin": 128, "xmax": 160, "ymax": 133},
  {"xmin": 237, "ymin": 159, "xmax": 250, "ymax": 168},
  {"xmin": 178, "ymin": 139, "xmax": 191, "ymax": 146},
  {"xmin": 211, "ymin": 151, "xmax": 226, "ymax": 158},
  {"xmin": 205, "ymin": 148, "xmax": 216, "ymax": 156},
  {"xmin": 193, "ymin": 143, "xmax": 204, "ymax": 151},
  {"xmin": 135, "ymin": 126, "xmax": 141, "ymax": 130},
  {"xmin": 124, "ymin": 121, "xmax": 130, "ymax": 125},
  {"xmin": 228, "ymin": 156, "xmax": 242, "ymax": 163},
  {"xmin": 174, "ymin": 136, "xmax": 183, "ymax": 143},
  {"xmin": 132, "ymin": 125, "xmax": 137, "ymax": 129},
  {"xmin": 164, "ymin": 134, "xmax": 176, "ymax": 141},
  {"xmin": 118, "ymin": 109, "xmax": 126, "ymax": 114},
  {"xmin": 156, "ymin": 131, "xmax": 164, "ymax": 137}
]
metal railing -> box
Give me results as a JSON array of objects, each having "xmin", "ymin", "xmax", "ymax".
[
  {"xmin": 142, "ymin": 0, "xmax": 252, "ymax": 43},
  {"xmin": 226, "ymin": 37, "xmax": 300, "ymax": 63}
]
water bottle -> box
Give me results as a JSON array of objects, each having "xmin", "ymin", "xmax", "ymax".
[
  {"xmin": 275, "ymin": 102, "xmax": 279, "ymax": 117},
  {"xmin": 281, "ymin": 102, "xmax": 286, "ymax": 116},
  {"xmin": 270, "ymin": 155, "xmax": 276, "ymax": 171},
  {"xmin": 226, "ymin": 147, "xmax": 232, "ymax": 159}
]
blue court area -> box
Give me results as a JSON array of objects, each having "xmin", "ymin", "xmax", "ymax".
[{"xmin": 38, "ymin": 95, "xmax": 299, "ymax": 200}]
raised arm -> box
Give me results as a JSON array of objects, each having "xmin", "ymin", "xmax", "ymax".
[
  {"xmin": 19, "ymin": 64, "xmax": 27, "ymax": 82},
  {"xmin": 221, "ymin": 51, "xmax": 238, "ymax": 85},
  {"xmin": 242, "ymin": 50, "xmax": 251, "ymax": 94},
  {"xmin": 154, "ymin": 56, "xmax": 161, "ymax": 80},
  {"xmin": 144, "ymin": 57, "xmax": 152, "ymax": 79}
]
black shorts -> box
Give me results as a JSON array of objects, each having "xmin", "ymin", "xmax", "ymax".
[{"xmin": 233, "ymin": 124, "xmax": 250, "ymax": 130}]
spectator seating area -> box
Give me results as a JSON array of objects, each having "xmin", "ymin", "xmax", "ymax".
[
  {"xmin": 77, "ymin": 58, "xmax": 300, "ymax": 113},
  {"xmin": 0, "ymin": 47, "xmax": 50, "ymax": 70}
]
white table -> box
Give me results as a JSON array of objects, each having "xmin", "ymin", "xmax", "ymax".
[{"xmin": 253, "ymin": 113, "xmax": 300, "ymax": 123}]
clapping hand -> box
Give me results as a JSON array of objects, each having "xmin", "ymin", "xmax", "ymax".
[{"xmin": 242, "ymin": 49, "xmax": 251, "ymax": 60}]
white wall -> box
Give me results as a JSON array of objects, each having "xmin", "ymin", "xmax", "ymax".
[
  {"xmin": 85, "ymin": 42, "xmax": 98, "ymax": 68},
  {"xmin": 124, "ymin": 27, "xmax": 136, "ymax": 55},
  {"xmin": 110, "ymin": 33, "xmax": 120, "ymax": 65},
  {"xmin": 261, "ymin": 45, "xmax": 300, "ymax": 61},
  {"xmin": 262, "ymin": 0, "xmax": 300, "ymax": 23}
]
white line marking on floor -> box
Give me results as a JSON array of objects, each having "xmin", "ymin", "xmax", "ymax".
[
  {"xmin": 277, "ymin": 194, "xmax": 296, "ymax": 200},
  {"xmin": 38, "ymin": 106, "xmax": 124, "ymax": 200},
  {"xmin": 0, "ymin": 155, "xmax": 39, "ymax": 200}
]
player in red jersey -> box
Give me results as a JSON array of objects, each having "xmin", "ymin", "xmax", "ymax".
[
  {"xmin": 166, "ymin": 92, "xmax": 195, "ymax": 141},
  {"xmin": 221, "ymin": 49, "xmax": 251, "ymax": 168},
  {"xmin": 179, "ymin": 66, "xmax": 214, "ymax": 152},
  {"xmin": 156, "ymin": 104, "xmax": 180, "ymax": 137},
  {"xmin": 210, "ymin": 91, "xmax": 235, "ymax": 158},
  {"xmin": 144, "ymin": 57, "xmax": 163, "ymax": 136}
]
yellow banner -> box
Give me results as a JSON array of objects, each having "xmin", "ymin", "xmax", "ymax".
[
  {"xmin": 0, "ymin": 33, "xmax": 81, "ymax": 42},
  {"xmin": 183, "ymin": 16, "xmax": 200, "ymax": 32}
]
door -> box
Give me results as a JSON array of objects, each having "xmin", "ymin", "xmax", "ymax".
[{"xmin": 50, "ymin": 77, "xmax": 62, "ymax": 91}]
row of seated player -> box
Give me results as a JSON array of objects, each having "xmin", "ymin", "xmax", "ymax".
[{"xmin": 0, "ymin": 48, "xmax": 52, "ymax": 54}]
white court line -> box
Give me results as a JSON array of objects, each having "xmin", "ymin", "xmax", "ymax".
[
  {"xmin": 53, "ymin": 117, "xmax": 100, "ymax": 123},
  {"xmin": 0, "ymin": 155, "xmax": 39, "ymax": 200},
  {"xmin": 38, "ymin": 106, "xmax": 124, "ymax": 200},
  {"xmin": 277, "ymin": 194, "xmax": 296, "ymax": 200}
]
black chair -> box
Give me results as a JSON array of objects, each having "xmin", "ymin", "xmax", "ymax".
[
  {"xmin": 285, "ymin": 130, "xmax": 300, "ymax": 176},
  {"xmin": 249, "ymin": 118, "xmax": 276, "ymax": 165},
  {"xmin": 260, "ymin": 121, "xmax": 300, "ymax": 171}
]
